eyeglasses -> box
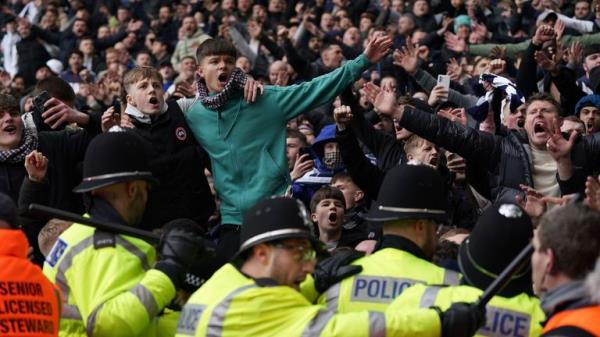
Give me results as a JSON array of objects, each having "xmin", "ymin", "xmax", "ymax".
[{"xmin": 273, "ymin": 243, "xmax": 316, "ymax": 262}]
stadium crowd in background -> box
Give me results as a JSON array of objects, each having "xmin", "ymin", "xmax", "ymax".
[{"xmin": 1, "ymin": 0, "xmax": 600, "ymax": 336}]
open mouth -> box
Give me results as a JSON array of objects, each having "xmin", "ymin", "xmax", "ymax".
[
  {"xmin": 328, "ymin": 212, "xmax": 337, "ymax": 223},
  {"xmin": 218, "ymin": 73, "xmax": 229, "ymax": 84},
  {"xmin": 534, "ymin": 122, "xmax": 547, "ymax": 135},
  {"xmin": 587, "ymin": 121, "xmax": 594, "ymax": 133},
  {"xmin": 517, "ymin": 119, "xmax": 525, "ymax": 128},
  {"xmin": 3, "ymin": 125, "xmax": 16, "ymax": 133},
  {"xmin": 148, "ymin": 97, "xmax": 159, "ymax": 105}
]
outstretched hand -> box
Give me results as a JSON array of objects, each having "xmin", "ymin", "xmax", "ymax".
[
  {"xmin": 393, "ymin": 40, "xmax": 419, "ymax": 75},
  {"xmin": 364, "ymin": 35, "xmax": 393, "ymax": 64},
  {"xmin": 546, "ymin": 117, "xmax": 576, "ymax": 162},
  {"xmin": 585, "ymin": 175, "xmax": 600, "ymax": 211},
  {"xmin": 364, "ymin": 82, "xmax": 399, "ymax": 118},
  {"xmin": 515, "ymin": 185, "xmax": 546, "ymax": 218}
]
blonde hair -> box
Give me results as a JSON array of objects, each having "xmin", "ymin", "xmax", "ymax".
[
  {"xmin": 123, "ymin": 66, "xmax": 163, "ymax": 93},
  {"xmin": 403, "ymin": 134, "xmax": 431, "ymax": 156}
]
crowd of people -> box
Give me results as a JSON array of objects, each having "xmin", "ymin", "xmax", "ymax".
[{"xmin": 1, "ymin": 0, "xmax": 600, "ymax": 336}]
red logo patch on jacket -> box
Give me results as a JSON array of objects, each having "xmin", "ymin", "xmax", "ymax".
[{"xmin": 176, "ymin": 127, "xmax": 187, "ymax": 141}]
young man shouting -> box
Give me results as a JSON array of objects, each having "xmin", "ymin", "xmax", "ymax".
[{"xmin": 179, "ymin": 36, "xmax": 392, "ymax": 259}]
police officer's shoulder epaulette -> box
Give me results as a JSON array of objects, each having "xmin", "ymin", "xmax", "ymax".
[{"xmin": 93, "ymin": 230, "xmax": 116, "ymax": 249}]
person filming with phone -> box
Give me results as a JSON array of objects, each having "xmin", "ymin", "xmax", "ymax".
[{"xmin": 2, "ymin": 76, "xmax": 104, "ymax": 264}]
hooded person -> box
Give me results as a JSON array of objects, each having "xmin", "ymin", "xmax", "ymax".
[
  {"xmin": 390, "ymin": 202, "xmax": 546, "ymax": 337},
  {"xmin": 292, "ymin": 124, "xmax": 347, "ymax": 207}
]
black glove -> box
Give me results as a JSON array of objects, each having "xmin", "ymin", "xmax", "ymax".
[
  {"xmin": 180, "ymin": 238, "xmax": 220, "ymax": 293},
  {"xmin": 313, "ymin": 250, "xmax": 364, "ymax": 293},
  {"xmin": 438, "ymin": 302, "xmax": 486, "ymax": 337},
  {"xmin": 155, "ymin": 225, "xmax": 206, "ymax": 289}
]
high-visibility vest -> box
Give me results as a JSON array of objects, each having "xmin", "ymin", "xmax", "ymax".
[
  {"xmin": 43, "ymin": 222, "xmax": 179, "ymax": 337},
  {"xmin": 0, "ymin": 229, "xmax": 61, "ymax": 337},
  {"xmin": 542, "ymin": 305, "xmax": 600, "ymax": 336},
  {"xmin": 390, "ymin": 283, "xmax": 546, "ymax": 337},
  {"xmin": 175, "ymin": 263, "xmax": 443, "ymax": 337},
  {"xmin": 312, "ymin": 248, "xmax": 460, "ymax": 313}
]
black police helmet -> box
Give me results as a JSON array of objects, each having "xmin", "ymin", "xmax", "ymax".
[
  {"xmin": 458, "ymin": 203, "xmax": 534, "ymax": 297},
  {"xmin": 73, "ymin": 131, "xmax": 158, "ymax": 193},
  {"xmin": 238, "ymin": 197, "xmax": 322, "ymax": 254},
  {"xmin": 365, "ymin": 165, "xmax": 448, "ymax": 223}
]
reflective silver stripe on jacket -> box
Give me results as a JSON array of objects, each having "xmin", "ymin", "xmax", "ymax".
[
  {"xmin": 86, "ymin": 283, "xmax": 159, "ymax": 336},
  {"xmin": 368, "ymin": 311, "xmax": 386, "ymax": 337},
  {"xmin": 55, "ymin": 236, "xmax": 94, "ymax": 321},
  {"xmin": 300, "ymin": 309, "xmax": 335, "ymax": 337},
  {"xmin": 443, "ymin": 270, "xmax": 460, "ymax": 285},
  {"xmin": 53, "ymin": 231, "xmax": 152, "ymax": 325},
  {"xmin": 324, "ymin": 282, "xmax": 341, "ymax": 311},
  {"xmin": 206, "ymin": 284, "xmax": 257, "ymax": 337},
  {"xmin": 419, "ymin": 286, "xmax": 443, "ymax": 308}
]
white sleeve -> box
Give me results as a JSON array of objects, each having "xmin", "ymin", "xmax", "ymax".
[{"xmin": 557, "ymin": 13, "xmax": 595, "ymax": 34}]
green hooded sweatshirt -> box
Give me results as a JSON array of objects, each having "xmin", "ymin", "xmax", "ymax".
[{"xmin": 179, "ymin": 53, "xmax": 371, "ymax": 225}]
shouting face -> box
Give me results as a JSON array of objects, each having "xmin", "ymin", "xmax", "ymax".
[
  {"xmin": 126, "ymin": 77, "xmax": 165, "ymax": 115},
  {"xmin": 197, "ymin": 55, "xmax": 236, "ymax": 93},
  {"xmin": 524, "ymin": 99, "xmax": 560, "ymax": 150}
]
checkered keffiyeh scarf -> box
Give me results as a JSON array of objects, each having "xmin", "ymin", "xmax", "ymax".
[
  {"xmin": 0, "ymin": 115, "xmax": 38, "ymax": 164},
  {"xmin": 196, "ymin": 68, "xmax": 247, "ymax": 110}
]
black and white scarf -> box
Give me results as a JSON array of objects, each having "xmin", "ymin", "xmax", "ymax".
[
  {"xmin": 0, "ymin": 115, "xmax": 38, "ymax": 163},
  {"xmin": 196, "ymin": 68, "xmax": 247, "ymax": 110}
]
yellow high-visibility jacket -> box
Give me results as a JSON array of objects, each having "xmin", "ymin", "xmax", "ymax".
[
  {"xmin": 176, "ymin": 263, "xmax": 443, "ymax": 337},
  {"xmin": 43, "ymin": 223, "xmax": 179, "ymax": 337}
]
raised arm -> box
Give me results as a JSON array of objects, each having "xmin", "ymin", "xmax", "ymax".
[
  {"xmin": 275, "ymin": 36, "xmax": 393, "ymax": 120},
  {"xmin": 364, "ymin": 83, "xmax": 501, "ymax": 168}
]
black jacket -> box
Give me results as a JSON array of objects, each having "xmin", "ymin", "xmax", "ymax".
[
  {"xmin": 130, "ymin": 100, "xmax": 215, "ymax": 231},
  {"xmin": 14, "ymin": 128, "xmax": 95, "ymax": 265},
  {"xmin": 16, "ymin": 36, "xmax": 50, "ymax": 87},
  {"xmin": 399, "ymin": 106, "xmax": 539, "ymax": 203}
]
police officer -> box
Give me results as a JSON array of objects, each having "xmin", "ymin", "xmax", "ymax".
[
  {"xmin": 390, "ymin": 203, "xmax": 546, "ymax": 337},
  {"xmin": 0, "ymin": 192, "xmax": 61, "ymax": 337},
  {"xmin": 176, "ymin": 196, "xmax": 485, "ymax": 337},
  {"xmin": 43, "ymin": 131, "xmax": 206, "ymax": 337},
  {"xmin": 532, "ymin": 203, "xmax": 600, "ymax": 336},
  {"xmin": 310, "ymin": 165, "xmax": 461, "ymax": 313}
]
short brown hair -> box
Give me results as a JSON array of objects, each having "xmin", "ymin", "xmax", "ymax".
[
  {"xmin": 310, "ymin": 185, "xmax": 346, "ymax": 213},
  {"xmin": 123, "ymin": 66, "xmax": 163, "ymax": 93},
  {"xmin": 330, "ymin": 172, "xmax": 354, "ymax": 185},
  {"xmin": 0, "ymin": 94, "xmax": 19, "ymax": 115},
  {"xmin": 35, "ymin": 77, "xmax": 76, "ymax": 106},
  {"xmin": 538, "ymin": 204, "xmax": 600, "ymax": 279},
  {"xmin": 196, "ymin": 38, "xmax": 237, "ymax": 64},
  {"xmin": 286, "ymin": 128, "xmax": 307, "ymax": 147},
  {"xmin": 525, "ymin": 93, "xmax": 562, "ymax": 116}
]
